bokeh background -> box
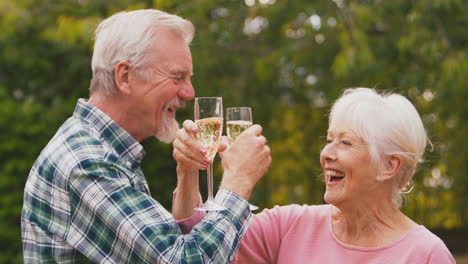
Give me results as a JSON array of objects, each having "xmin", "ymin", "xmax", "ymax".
[{"xmin": 1, "ymin": 0, "xmax": 467, "ymax": 262}]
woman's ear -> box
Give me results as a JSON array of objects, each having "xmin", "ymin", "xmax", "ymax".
[
  {"xmin": 377, "ymin": 154, "xmax": 403, "ymax": 181},
  {"xmin": 114, "ymin": 61, "xmax": 131, "ymax": 95}
]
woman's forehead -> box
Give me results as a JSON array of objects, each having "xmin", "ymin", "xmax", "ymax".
[
  {"xmin": 327, "ymin": 119, "xmax": 356, "ymax": 135},
  {"xmin": 327, "ymin": 125, "xmax": 368, "ymax": 144},
  {"xmin": 327, "ymin": 128, "xmax": 356, "ymax": 138}
]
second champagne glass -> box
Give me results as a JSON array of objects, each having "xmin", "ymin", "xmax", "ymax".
[
  {"xmin": 194, "ymin": 97, "xmax": 225, "ymax": 211},
  {"xmin": 226, "ymin": 107, "xmax": 259, "ymax": 211}
]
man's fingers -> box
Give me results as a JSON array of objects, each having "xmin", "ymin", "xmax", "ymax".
[
  {"xmin": 218, "ymin": 136, "xmax": 228, "ymax": 152},
  {"xmin": 245, "ymin": 124, "xmax": 263, "ymax": 136}
]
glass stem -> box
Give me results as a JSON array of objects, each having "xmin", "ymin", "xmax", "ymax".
[{"xmin": 207, "ymin": 164, "xmax": 215, "ymax": 201}]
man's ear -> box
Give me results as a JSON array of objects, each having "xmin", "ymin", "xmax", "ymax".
[
  {"xmin": 377, "ymin": 154, "xmax": 403, "ymax": 182},
  {"xmin": 114, "ymin": 61, "xmax": 131, "ymax": 95}
]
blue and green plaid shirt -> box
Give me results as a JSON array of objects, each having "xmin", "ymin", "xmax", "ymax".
[{"xmin": 21, "ymin": 99, "xmax": 251, "ymax": 263}]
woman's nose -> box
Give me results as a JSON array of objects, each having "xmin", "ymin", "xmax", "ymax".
[{"xmin": 320, "ymin": 143, "xmax": 336, "ymax": 161}]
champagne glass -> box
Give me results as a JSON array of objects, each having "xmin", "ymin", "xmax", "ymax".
[
  {"xmin": 194, "ymin": 97, "xmax": 225, "ymax": 211},
  {"xmin": 226, "ymin": 107, "xmax": 259, "ymax": 211}
]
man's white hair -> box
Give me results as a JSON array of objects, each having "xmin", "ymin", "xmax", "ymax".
[{"xmin": 89, "ymin": 9, "xmax": 194, "ymax": 96}]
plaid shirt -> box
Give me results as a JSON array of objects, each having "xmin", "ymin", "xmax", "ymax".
[{"xmin": 21, "ymin": 99, "xmax": 251, "ymax": 263}]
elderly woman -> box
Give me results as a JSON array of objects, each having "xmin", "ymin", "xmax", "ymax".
[
  {"xmin": 173, "ymin": 88, "xmax": 455, "ymax": 263},
  {"xmin": 230, "ymin": 88, "xmax": 455, "ymax": 263}
]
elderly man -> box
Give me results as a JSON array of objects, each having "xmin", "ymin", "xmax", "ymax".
[{"xmin": 21, "ymin": 9, "xmax": 271, "ymax": 263}]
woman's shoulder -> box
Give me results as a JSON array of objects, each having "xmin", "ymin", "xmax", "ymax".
[
  {"xmin": 401, "ymin": 226, "xmax": 455, "ymax": 262},
  {"xmin": 263, "ymin": 203, "xmax": 329, "ymax": 215},
  {"xmin": 257, "ymin": 204, "xmax": 331, "ymax": 226},
  {"xmin": 408, "ymin": 226, "xmax": 448, "ymax": 246},
  {"xmin": 277, "ymin": 203, "xmax": 329, "ymax": 213}
]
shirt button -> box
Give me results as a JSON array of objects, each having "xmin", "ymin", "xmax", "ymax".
[{"xmin": 126, "ymin": 161, "xmax": 132, "ymax": 167}]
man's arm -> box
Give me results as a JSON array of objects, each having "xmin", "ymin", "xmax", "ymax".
[
  {"xmin": 218, "ymin": 124, "xmax": 271, "ymax": 200},
  {"xmin": 68, "ymin": 161, "xmax": 251, "ymax": 263}
]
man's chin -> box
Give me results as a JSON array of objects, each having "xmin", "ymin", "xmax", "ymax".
[{"xmin": 155, "ymin": 119, "xmax": 179, "ymax": 143}]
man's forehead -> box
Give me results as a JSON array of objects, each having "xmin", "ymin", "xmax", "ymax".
[
  {"xmin": 148, "ymin": 46, "xmax": 193, "ymax": 75},
  {"xmin": 168, "ymin": 64, "xmax": 193, "ymax": 75}
]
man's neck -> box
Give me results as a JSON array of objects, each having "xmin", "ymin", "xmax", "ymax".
[{"xmin": 88, "ymin": 93, "xmax": 144, "ymax": 142}]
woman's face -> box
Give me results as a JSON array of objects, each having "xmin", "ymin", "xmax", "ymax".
[{"xmin": 320, "ymin": 126, "xmax": 379, "ymax": 208}]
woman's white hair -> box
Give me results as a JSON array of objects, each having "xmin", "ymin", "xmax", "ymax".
[
  {"xmin": 90, "ymin": 9, "xmax": 194, "ymax": 96},
  {"xmin": 328, "ymin": 88, "xmax": 430, "ymax": 208}
]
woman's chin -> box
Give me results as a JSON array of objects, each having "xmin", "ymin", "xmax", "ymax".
[{"xmin": 324, "ymin": 191, "xmax": 341, "ymax": 205}]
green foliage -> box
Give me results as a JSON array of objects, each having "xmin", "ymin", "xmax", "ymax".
[{"xmin": 1, "ymin": 0, "xmax": 467, "ymax": 262}]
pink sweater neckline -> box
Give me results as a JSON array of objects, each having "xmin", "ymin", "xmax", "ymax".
[
  {"xmin": 325, "ymin": 205, "xmax": 425, "ymax": 252},
  {"xmin": 233, "ymin": 204, "xmax": 456, "ymax": 263}
]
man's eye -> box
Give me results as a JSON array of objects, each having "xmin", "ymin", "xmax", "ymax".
[
  {"xmin": 326, "ymin": 139, "xmax": 332, "ymax": 144},
  {"xmin": 174, "ymin": 77, "xmax": 183, "ymax": 81}
]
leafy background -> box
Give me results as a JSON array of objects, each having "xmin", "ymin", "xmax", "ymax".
[{"xmin": 1, "ymin": 0, "xmax": 467, "ymax": 262}]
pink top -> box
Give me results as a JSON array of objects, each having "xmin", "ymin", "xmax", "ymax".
[{"xmin": 231, "ymin": 204, "xmax": 455, "ymax": 264}]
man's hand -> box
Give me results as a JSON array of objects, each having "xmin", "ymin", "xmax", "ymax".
[{"xmin": 219, "ymin": 124, "xmax": 271, "ymax": 200}]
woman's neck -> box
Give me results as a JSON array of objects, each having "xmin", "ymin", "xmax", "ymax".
[{"xmin": 331, "ymin": 201, "xmax": 418, "ymax": 247}]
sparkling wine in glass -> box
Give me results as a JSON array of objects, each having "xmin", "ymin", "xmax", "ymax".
[
  {"xmin": 226, "ymin": 107, "xmax": 259, "ymax": 211},
  {"xmin": 194, "ymin": 97, "xmax": 225, "ymax": 211}
]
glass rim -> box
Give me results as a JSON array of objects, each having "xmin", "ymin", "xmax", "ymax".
[
  {"xmin": 226, "ymin": 106, "xmax": 251, "ymax": 111},
  {"xmin": 194, "ymin": 97, "xmax": 223, "ymax": 100}
]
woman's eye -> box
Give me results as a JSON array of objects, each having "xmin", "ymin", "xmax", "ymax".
[{"xmin": 342, "ymin": 140, "xmax": 352, "ymax": 146}]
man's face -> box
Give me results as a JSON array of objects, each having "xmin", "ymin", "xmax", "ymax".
[{"xmin": 127, "ymin": 28, "xmax": 194, "ymax": 142}]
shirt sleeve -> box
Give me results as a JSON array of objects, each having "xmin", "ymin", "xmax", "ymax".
[
  {"xmin": 173, "ymin": 190, "xmax": 207, "ymax": 234},
  {"xmin": 175, "ymin": 210, "xmax": 206, "ymax": 234},
  {"xmin": 232, "ymin": 204, "xmax": 302, "ymax": 264},
  {"xmin": 67, "ymin": 164, "xmax": 251, "ymax": 264}
]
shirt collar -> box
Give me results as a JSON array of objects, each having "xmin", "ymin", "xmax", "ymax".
[{"xmin": 73, "ymin": 99, "xmax": 146, "ymax": 167}]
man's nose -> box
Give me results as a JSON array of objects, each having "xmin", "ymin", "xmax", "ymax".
[{"xmin": 178, "ymin": 81, "xmax": 195, "ymax": 100}]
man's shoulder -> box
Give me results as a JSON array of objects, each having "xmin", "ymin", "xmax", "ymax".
[{"xmin": 36, "ymin": 117, "xmax": 111, "ymax": 171}]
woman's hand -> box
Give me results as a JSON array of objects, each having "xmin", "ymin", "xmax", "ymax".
[{"xmin": 173, "ymin": 120, "xmax": 211, "ymax": 172}]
